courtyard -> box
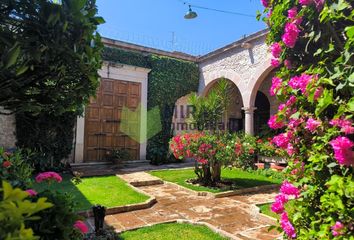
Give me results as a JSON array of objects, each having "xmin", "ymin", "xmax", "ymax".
[{"xmin": 0, "ymin": 0, "xmax": 353, "ymax": 240}]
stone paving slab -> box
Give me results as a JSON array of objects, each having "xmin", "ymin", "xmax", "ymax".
[
  {"xmin": 104, "ymin": 179, "xmax": 282, "ymax": 239},
  {"xmin": 117, "ymin": 172, "xmax": 163, "ymax": 187}
]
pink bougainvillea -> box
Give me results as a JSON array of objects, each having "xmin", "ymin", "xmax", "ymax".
[
  {"xmin": 329, "ymin": 136, "xmax": 354, "ymax": 166},
  {"xmin": 287, "ymin": 7, "xmax": 298, "ymax": 19},
  {"xmin": 270, "ymin": 42, "xmax": 282, "ymax": 58},
  {"xmin": 271, "ymin": 194, "xmax": 289, "ymax": 213},
  {"xmin": 305, "ymin": 117, "xmax": 321, "ymax": 132},
  {"xmin": 268, "ymin": 115, "xmax": 285, "ymax": 129},
  {"xmin": 280, "ymin": 180, "xmax": 300, "ymax": 198},
  {"xmin": 288, "ymin": 73, "xmax": 314, "ymax": 93},
  {"xmin": 330, "ymin": 118, "xmax": 354, "ymax": 135},
  {"xmin": 261, "ymin": 0, "xmax": 269, "ymax": 8},
  {"xmin": 270, "ymin": 77, "xmax": 282, "ymax": 96},
  {"xmin": 282, "ymin": 22, "xmax": 300, "ymax": 48},
  {"xmin": 73, "ymin": 220, "xmax": 88, "ymax": 234},
  {"xmin": 280, "ymin": 212, "xmax": 297, "ymax": 238},
  {"xmin": 285, "ymin": 95, "xmax": 297, "ymax": 106},
  {"xmin": 35, "ymin": 171, "xmax": 62, "ymax": 183},
  {"xmin": 271, "ymin": 58, "xmax": 281, "ymax": 67},
  {"xmin": 272, "ymin": 132, "xmax": 292, "ymax": 149},
  {"xmin": 299, "ymin": 0, "xmax": 312, "ymax": 6},
  {"xmin": 331, "ymin": 221, "xmax": 345, "ymax": 237},
  {"xmin": 284, "ymin": 59, "xmax": 292, "ymax": 69},
  {"xmin": 25, "ymin": 189, "xmax": 38, "ymax": 197}
]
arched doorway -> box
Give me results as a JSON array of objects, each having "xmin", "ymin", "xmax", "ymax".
[
  {"xmin": 254, "ymin": 91, "xmax": 270, "ymax": 135},
  {"xmin": 204, "ymin": 79, "xmax": 244, "ymax": 132}
]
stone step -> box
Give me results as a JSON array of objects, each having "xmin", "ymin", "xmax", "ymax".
[{"xmin": 117, "ymin": 172, "xmax": 163, "ymax": 187}]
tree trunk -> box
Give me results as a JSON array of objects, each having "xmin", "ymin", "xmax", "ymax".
[
  {"xmin": 211, "ymin": 162, "xmax": 221, "ymax": 182},
  {"xmin": 202, "ymin": 164, "xmax": 212, "ymax": 185}
]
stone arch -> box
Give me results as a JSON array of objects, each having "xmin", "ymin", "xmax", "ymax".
[
  {"xmin": 199, "ymin": 69, "xmax": 245, "ymax": 97},
  {"xmin": 201, "ymin": 78, "xmax": 244, "ymax": 132},
  {"xmin": 243, "ymin": 59, "xmax": 275, "ymax": 108}
]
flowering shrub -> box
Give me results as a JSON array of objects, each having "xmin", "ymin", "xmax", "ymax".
[
  {"xmin": 0, "ymin": 147, "xmax": 34, "ymax": 188},
  {"xmin": 169, "ymin": 133, "xmax": 203, "ymax": 160},
  {"xmin": 260, "ymin": 0, "xmax": 353, "ymax": 238},
  {"xmin": 35, "ymin": 171, "xmax": 63, "ymax": 183}
]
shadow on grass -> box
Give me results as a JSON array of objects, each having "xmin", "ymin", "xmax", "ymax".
[{"xmin": 222, "ymin": 177, "xmax": 278, "ymax": 189}]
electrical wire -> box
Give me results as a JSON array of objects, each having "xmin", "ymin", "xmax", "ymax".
[{"xmin": 178, "ymin": 0, "xmax": 256, "ymax": 18}]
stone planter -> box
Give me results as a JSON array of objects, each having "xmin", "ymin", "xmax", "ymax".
[{"xmin": 258, "ymin": 155, "xmax": 286, "ymax": 164}]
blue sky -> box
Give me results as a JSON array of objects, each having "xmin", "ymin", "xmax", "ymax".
[{"xmin": 96, "ymin": 0, "xmax": 267, "ymax": 55}]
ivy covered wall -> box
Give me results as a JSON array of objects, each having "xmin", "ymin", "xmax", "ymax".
[{"xmin": 103, "ymin": 47, "xmax": 199, "ymax": 163}]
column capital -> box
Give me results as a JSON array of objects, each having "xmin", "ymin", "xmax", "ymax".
[{"xmin": 242, "ymin": 106, "xmax": 257, "ymax": 114}]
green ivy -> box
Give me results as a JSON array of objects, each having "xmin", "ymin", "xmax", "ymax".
[{"xmin": 102, "ymin": 47, "xmax": 199, "ymax": 164}]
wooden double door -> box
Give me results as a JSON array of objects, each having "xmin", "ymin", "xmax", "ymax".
[{"xmin": 84, "ymin": 78, "xmax": 141, "ymax": 162}]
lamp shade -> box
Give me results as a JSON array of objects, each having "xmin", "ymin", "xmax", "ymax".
[{"xmin": 184, "ymin": 5, "xmax": 197, "ymax": 19}]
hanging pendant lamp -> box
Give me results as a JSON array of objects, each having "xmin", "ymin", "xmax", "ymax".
[{"xmin": 184, "ymin": 5, "xmax": 198, "ymax": 19}]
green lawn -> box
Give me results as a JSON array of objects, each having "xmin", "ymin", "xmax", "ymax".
[
  {"xmin": 119, "ymin": 223, "xmax": 228, "ymax": 240},
  {"xmin": 33, "ymin": 175, "xmax": 149, "ymax": 211},
  {"xmin": 149, "ymin": 168, "xmax": 283, "ymax": 193},
  {"xmin": 258, "ymin": 201, "xmax": 295, "ymax": 219}
]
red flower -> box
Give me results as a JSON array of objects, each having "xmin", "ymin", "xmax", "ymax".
[
  {"xmin": 248, "ymin": 148, "xmax": 255, "ymax": 154},
  {"xmin": 73, "ymin": 220, "xmax": 88, "ymax": 234},
  {"xmin": 257, "ymin": 139, "xmax": 263, "ymax": 144},
  {"xmin": 2, "ymin": 160, "xmax": 11, "ymax": 168}
]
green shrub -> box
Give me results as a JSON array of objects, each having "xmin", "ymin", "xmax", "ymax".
[
  {"xmin": 0, "ymin": 181, "xmax": 53, "ymax": 240},
  {"xmin": 0, "ymin": 147, "xmax": 34, "ymax": 188}
]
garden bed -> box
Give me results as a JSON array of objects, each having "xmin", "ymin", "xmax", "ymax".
[
  {"xmin": 149, "ymin": 168, "xmax": 283, "ymax": 193},
  {"xmin": 33, "ymin": 174, "xmax": 149, "ymax": 211},
  {"xmin": 118, "ymin": 222, "xmax": 228, "ymax": 240}
]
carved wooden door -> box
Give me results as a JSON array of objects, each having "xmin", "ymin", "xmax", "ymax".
[{"xmin": 84, "ymin": 79, "xmax": 141, "ymax": 162}]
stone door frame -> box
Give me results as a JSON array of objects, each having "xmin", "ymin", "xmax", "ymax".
[{"xmin": 74, "ymin": 62, "xmax": 151, "ymax": 163}]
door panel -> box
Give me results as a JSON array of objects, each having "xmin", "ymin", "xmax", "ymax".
[{"xmin": 84, "ymin": 79, "xmax": 141, "ymax": 162}]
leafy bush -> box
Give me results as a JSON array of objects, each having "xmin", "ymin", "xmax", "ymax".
[
  {"xmin": 108, "ymin": 148, "xmax": 131, "ymax": 164},
  {"xmin": 0, "ymin": 181, "xmax": 53, "ymax": 240},
  {"xmin": 260, "ymin": 0, "xmax": 354, "ymax": 238},
  {"xmin": 170, "ymin": 132, "xmax": 258, "ymax": 184},
  {"xmin": 0, "ymin": 147, "xmax": 34, "ymax": 188}
]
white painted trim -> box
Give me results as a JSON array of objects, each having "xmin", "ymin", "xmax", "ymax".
[{"xmin": 74, "ymin": 62, "xmax": 151, "ymax": 163}]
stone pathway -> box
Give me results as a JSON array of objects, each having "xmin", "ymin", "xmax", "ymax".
[{"xmin": 104, "ymin": 173, "xmax": 281, "ymax": 240}]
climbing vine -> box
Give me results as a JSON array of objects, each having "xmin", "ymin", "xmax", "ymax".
[
  {"xmin": 103, "ymin": 47, "xmax": 199, "ymax": 164},
  {"xmin": 261, "ymin": 0, "xmax": 354, "ymax": 239}
]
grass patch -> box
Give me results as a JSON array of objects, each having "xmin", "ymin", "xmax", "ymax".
[
  {"xmin": 118, "ymin": 223, "xmax": 228, "ymax": 240},
  {"xmin": 258, "ymin": 201, "xmax": 295, "ymax": 219},
  {"xmin": 33, "ymin": 174, "xmax": 149, "ymax": 211},
  {"xmin": 149, "ymin": 168, "xmax": 282, "ymax": 193}
]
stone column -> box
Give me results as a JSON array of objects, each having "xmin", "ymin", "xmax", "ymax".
[{"xmin": 242, "ymin": 107, "xmax": 257, "ymax": 136}]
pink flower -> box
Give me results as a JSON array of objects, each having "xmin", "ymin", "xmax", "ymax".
[
  {"xmin": 331, "ymin": 221, "xmax": 345, "ymax": 237},
  {"xmin": 282, "ymin": 22, "xmax": 300, "ymax": 48},
  {"xmin": 305, "ymin": 118, "xmax": 321, "ymax": 132},
  {"xmin": 73, "ymin": 220, "xmax": 88, "ymax": 234},
  {"xmin": 330, "ymin": 118, "xmax": 354, "ymax": 135},
  {"xmin": 286, "ymin": 96, "xmax": 297, "ymax": 106},
  {"xmin": 330, "ymin": 136, "xmax": 354, "ymax": 166},
  {"xmin": 270, "ymin": 42, "xmax": 282, "ymax": 58},
  {"xmin": 280, "ymin": 212, "xmax": 297, "ymax": 238},
  {"xmin": 288, "ymin": 7, "xmax": 298, "ymax": 19},
  {"xmin": 314, "ymin": 0, "xmax": 325, "ymax": 10},
  {"xmin": 271, "ymin": 58, "xmax": 280, "ymax": 67},
  {"xmin": 284, "ymin": 59, "xmax": 292, "ymax": 69},
  {"xmin": 35, "ymin": 171, "xmax": 63, "ymax": 183},
  {"xmin": 280, "ymin": 180, "xmax": 300, "ymax": 198},
  {"xmin": 268, "ymin": 115, "xmax": 285, "ymax": 129},
  {"xmin": 299, "ymin": 0, "xmax": 313, "ymax": 6},
  {"xmin": 273, "ymin": 132, "xmax": 293, "ymax": 149},
  {"xmin": 271, "ymin": 194, "xmax": 288, "ymax": 214},
  {"xmin": 288, "ymin": 74, "xmax": 314, "ymax": 93},
  {"xmin": 197, "ymin": 158, "xmax": 208, "ymax": 165},
  {"xmin": 289, "ymin": 118, "xmax": 302, "ymax": 129},
  {"xmin": 269, "ymin": 77, "xmax": 282, "ymax": 96},
  {"xmin": 261, "ymin": 0, "xmax": 269, "ymax": 8},
  {"xmin": 287, "ymin": 143, "xmax": 296, "ymax": 155},
  {"xmin": 26, "ymin": 189, "xmax": 38, "ymax": 197},
  {"xmin": 278, "ymin": 104, "xmax": 286, "ymax": 111}
]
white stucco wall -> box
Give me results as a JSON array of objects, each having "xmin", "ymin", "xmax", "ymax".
[
  {"xmin": 0, "ymin": 108, "xmax": 16, "ymax": 149},
  {"xmin": 198, "ymin": 32, "xmax": 273, "ymax": 109}
]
